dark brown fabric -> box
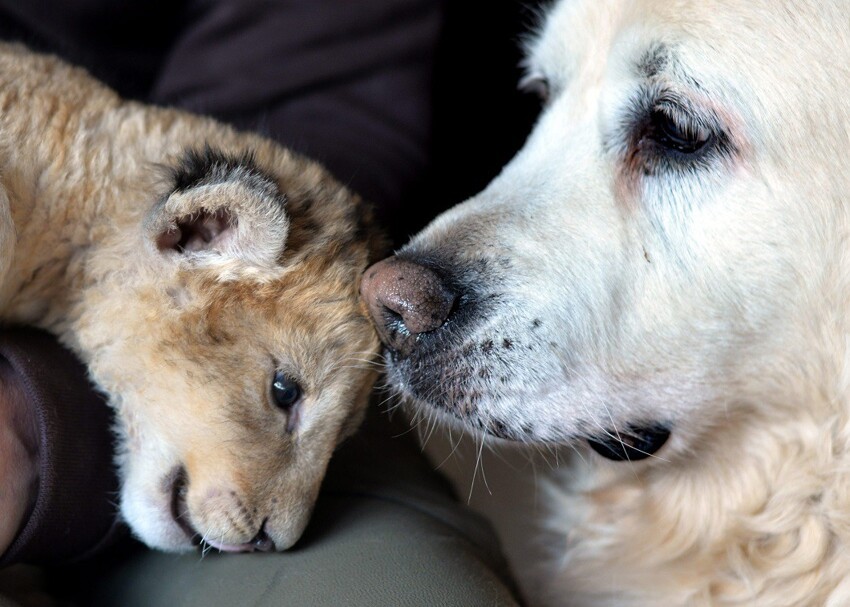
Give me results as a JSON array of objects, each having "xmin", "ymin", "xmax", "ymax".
[{"xmin": 0, "ymin": 328, "xmax": 122, "ymax": 566}]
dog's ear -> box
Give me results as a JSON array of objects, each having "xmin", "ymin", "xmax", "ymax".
[{"xmin": 145, "ymin": 147, "xmax": 288, "ymax": 278}]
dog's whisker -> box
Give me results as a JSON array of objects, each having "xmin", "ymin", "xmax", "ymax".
[
  {"xmin": 433, "ymin": 424, "xmax": 468, "ymax": 471},
  {"xmin": 420, "ymin": 406, "xmax": 446, "ymax": 450},
  {"xmin": 466, "ymin": 424, "xmax": 495, "ymax": 501}
]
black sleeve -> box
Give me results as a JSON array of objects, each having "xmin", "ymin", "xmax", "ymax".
[
  {"xmin": 0, "ymin": 329, "xmax": 123, "ymax": 567},
  {"xmin": 149, "ymin": 0, "xmax": 442, "ymax": 243}
]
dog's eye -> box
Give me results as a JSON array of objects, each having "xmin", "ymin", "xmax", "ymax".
[
  {"xmin": 271, "ymin": 371, "xmax": 302, "ymax": 411},
  {"xmin": 520, "ymin": 75, "xmax": 550, "ymax": 103},
  {"xmin": 648, "ymin": 109, "xmax": 712, "ymax": 155}
]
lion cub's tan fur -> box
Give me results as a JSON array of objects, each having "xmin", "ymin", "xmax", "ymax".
[{"xmin": 0, "ymin": 43, "xmax": 381, "ymax": 552}]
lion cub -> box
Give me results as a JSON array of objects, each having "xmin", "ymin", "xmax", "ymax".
[{"xmin": 0, "ymin": 44, "xmax": 382, "ymax": 553}]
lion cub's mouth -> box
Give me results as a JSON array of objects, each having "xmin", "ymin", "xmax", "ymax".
[
  {"xmin": 167, "ymin": 466, "xmax": 276, "ymax": 553},
  {"xmin": 168, "ymin": 466, "xmax": 200, "ymax": 546}
]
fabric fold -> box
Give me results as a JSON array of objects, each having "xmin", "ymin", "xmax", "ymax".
[{"xmin": 0, "ymin": 328, "xmax": 124, "ymax": 566}]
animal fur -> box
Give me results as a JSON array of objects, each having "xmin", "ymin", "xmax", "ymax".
[
  {"xmin": 0, "ymin": 43, "xmax": 381, "ymax": 552},
  {"xmin": 385, "ymin": 0, "xmax": 850, "ymax": 604}
]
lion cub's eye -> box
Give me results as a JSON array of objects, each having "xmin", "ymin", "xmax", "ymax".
[{"xmin": 271, "ymin": 371, "xmax": 302, "ymax": 411}]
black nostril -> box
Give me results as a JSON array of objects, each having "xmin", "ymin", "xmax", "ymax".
[
  {"xmin": 250, "ymin": 521, "xmax": 276, "ymax": 553},
  {"xmin": 361, "ymin": 257, "xmax": 456, "ymax": 353}
]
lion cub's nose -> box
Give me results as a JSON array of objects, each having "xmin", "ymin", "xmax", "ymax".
[{"xmin": 361, "ymin": 257, "xmax": 456, "ymax": 354}]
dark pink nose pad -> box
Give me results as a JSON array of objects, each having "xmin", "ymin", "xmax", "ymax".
[{"xmin": 360, "ymin": 257, "xmax": 456, "ymax": 355}]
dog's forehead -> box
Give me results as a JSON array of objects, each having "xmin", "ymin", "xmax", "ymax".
[
  {"xmin": 526, "ymin": 0, "xmax": 707, "ymax": 79},
  {"xmin": 528, "ymin": 0, "xmax": 847, "ymax": 91}
]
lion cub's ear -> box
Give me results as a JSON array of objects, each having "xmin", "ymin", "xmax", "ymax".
[{"xmin": 145, "ymin": 147, "xmax": 288, "ymax": 277}]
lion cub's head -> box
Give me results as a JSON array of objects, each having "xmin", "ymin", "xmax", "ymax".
[{"xmin": 80, "ymin": 143, "xmax": 382, "ymax": 552}]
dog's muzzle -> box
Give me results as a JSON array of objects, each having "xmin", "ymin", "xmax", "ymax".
[{"xmin": 361, "ymin": 257, "xmax": 457, "ymax": 356}]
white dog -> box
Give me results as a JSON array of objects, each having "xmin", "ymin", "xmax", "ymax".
[{"xmin": 361, "ymin": 0, "xmax": 850, "ymax": 604}]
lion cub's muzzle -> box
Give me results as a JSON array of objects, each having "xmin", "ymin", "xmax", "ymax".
[{"xmin": 168, "ymin": 466, "xmax": 281, "ymax": 553}]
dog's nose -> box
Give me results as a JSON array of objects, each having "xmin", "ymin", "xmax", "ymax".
[{"xmin": 361, "ymin": 257, "xmax": 456, "ymax": 353}]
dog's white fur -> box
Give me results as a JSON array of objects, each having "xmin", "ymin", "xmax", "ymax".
[{"xmin": 396, "ymin": 0, "xmax": 850, "ymax": 604}]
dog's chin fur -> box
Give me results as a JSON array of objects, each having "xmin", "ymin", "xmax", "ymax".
[{"xmin": 388, "ymin": 0, "xmax": 850, "ymax": 604}]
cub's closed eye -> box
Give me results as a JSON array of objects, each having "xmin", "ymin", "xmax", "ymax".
[{"xmin": 271, "ymin": 371, "xmax": 302, "ymax": 411}]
